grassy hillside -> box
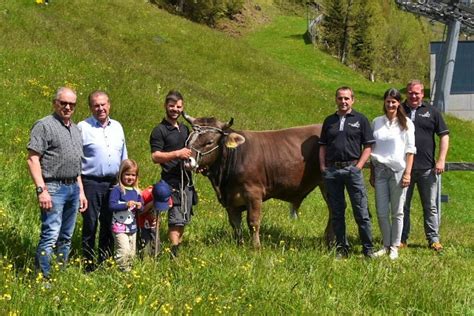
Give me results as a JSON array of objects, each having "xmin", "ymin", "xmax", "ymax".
[{"xmin": 0, "ymin": 0, "xmax": 473, "ymax": 314}]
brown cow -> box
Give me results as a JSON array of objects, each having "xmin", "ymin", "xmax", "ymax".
[{"xmin": 183, "ymin": 113, "xmax": 333, "ymax": 248}]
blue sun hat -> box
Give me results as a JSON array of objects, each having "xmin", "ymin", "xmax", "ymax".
[{"xmin": 152, "ymin": 180, "xmax": 172, "ymax": 211}]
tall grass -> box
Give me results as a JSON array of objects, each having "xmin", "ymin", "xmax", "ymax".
[{"xmin": 0, "ymin": 0, "xmax": 473, "ymax": 314}]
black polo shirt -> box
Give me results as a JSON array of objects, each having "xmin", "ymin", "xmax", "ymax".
[
  {"xmin": 319, "ymin": 109, "xmax": 375, "ymax": 163},
  {"xmin": 149, "ymin": 119, "xmax": 190, "ymax": 187},
  {"xmin": 403, "ymin": 101, "xmax": 449, "ymax": 170}
]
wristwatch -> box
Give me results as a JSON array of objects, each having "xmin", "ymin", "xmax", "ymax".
[{"xmin": 36, "ymin": 185, "xmax": 46, "ymax": 195}]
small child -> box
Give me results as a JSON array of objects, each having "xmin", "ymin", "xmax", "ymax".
[
  {"xmin": 108, "ymin": 159, "xmax": 143, "ymax": 272},
  {"xmin": 137, "ymin": 186, "xmax": 157, "ymax": 257},
  {"xmin": 137, "ymin": 181, "xmax": 173, "ymax": 257}
]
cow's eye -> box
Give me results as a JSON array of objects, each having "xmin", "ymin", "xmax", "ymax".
[{"xmin": 206, "ymin": 141, "xmax": 214, "ymax": 146}]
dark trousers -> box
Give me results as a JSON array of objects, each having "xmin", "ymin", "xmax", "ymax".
[
  {"xmin": 324, "ymin": 166, "xmax": 374, "ymax": 255},
  {"xmin": 138, "ymin": 227, "xmax": 157, "ymax": 257},
  {"xmin": 81, "ymin": 177, "xmax": 115, "ymax": 264}
]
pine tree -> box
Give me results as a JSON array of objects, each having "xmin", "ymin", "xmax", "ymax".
[
  {"xmin": 321, "ymin": 0, "xmax": 347, "ymax": 57},
  {"xmin": 340, "ymin": 0, "xmax": 354, "ymax": 64},
  {"xmin": 351, "ymin": 0, "xmax": 379, "ymax": 80}
]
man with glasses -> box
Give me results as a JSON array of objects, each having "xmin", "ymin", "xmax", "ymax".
[
  {"xmin": 401, "ymin": 80, "xmax": 449, "ymax": 251},
  {"xmin": 78, "ymin": 91, "xmax": 127, "ymax": 271},
  {"xmin": 27, "ymin": 87, "xmax": 88, "ymax": 279}
]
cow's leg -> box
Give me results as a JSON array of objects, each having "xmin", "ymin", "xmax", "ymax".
[
  {"xmin": 246, "ymin": 197, "xmax": 263, "ymax": 249},
  {"xmin": 319, "ymin": 183, "xmax": 335, "ymax": 247},
  {"xmin": 289, "ymin": 202, "xmax": 301, "ymax": 219},
  {"xmin": 227, "ymin": 208, "xmax": 243, "ymax": 245}
]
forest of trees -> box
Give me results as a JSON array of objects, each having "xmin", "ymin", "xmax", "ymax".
[{"xmin": 318, "ymin": 0, "xmax": 432, "ymax": 83}]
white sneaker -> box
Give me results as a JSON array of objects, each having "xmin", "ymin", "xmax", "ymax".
[
  {"xmin": 373, "ymin": 247, "xmax": 388, "ymax": 257},
  {"xmin": 389, "ymin": 246, "xmax": 399, "ymax": 260}
]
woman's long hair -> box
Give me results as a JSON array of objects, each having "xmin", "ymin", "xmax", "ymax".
[
  {"xmin": 383, "ymin": 88, "xmax": 408, "ymax": 131},
  {"xmin": 117, "ymin": 159, "xmax": 140, "ymax": 193}
]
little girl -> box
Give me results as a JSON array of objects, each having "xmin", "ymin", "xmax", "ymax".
[{"xmin": 109, "ymin": 159, "xmax": 143, "ymax": 271}]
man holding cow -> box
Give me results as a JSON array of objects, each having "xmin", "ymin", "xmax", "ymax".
[
  {"xmin": 319, "ymin": 86, "xmax": 375, "ymax": 259},
  {"xmin": 149, "ymin": 90, "xmax": 197, "ymax": 258}
]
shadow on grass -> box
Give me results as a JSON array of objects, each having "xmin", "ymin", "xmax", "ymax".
[
  {"xmin": 197, "ymin": 222, "xmax": 348, "ymax": 253},
  {"xmin": 1, "ymin": 226, "xmax": 96, "ymax": 275},
  {"xmin": 0, "ymin": 225, "xmax": 37, "ymax": 271},
  {"xmin": 285, "ymin": 33, "xmax": 312, "ymax": 45},
  {"xmin": 197, "ymin": 224, "xmax": 372, "ymax": 259}
]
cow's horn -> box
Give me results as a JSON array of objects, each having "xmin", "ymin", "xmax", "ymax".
[
  {"xmin": 221, "ymin": 118, "xmax": 234, "ymax": 130},
  {"xmin": 182, "ymin": 112, "xmax": 196, "ymax": 125}
]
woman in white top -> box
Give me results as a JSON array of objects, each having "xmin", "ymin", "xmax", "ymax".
[{"xmin": 370, "ymin": 88, "xmax": 416, "ymax": 260}]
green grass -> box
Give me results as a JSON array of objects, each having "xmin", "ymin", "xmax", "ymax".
[{"xmin": 0, "ymin": 0, "xmax": 473, "ymax": 314}]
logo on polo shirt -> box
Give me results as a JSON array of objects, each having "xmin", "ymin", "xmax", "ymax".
[
  {"xmin": 348, "ymin": 121, "xmax": 360, "ymax": 128},
  {"xmin": 419, "ymin": 112, "xmax": 431, "ymax": 118}
]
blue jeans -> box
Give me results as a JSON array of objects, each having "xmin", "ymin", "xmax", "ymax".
[
  {"xmin": 35, "ymin": 181, "xmax": 79, "ymax": 278},
  {"xmin": 324, "ymin": 166, "xmax": 373, "ymax": 255},
  {"xmin": 402, "ymin": 169, "xmax": 440, "ymax": 244}
]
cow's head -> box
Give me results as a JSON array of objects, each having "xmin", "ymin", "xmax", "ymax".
[{"xmin": 183, "ymin": 112, "xmax": 245, "ymax": 170}]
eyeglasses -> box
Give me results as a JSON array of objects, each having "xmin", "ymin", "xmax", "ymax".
[{"xmin": 56, "ymin": 100, "xmax": 77, "ymax": 108}]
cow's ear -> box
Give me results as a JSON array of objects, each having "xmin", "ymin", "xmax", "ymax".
[{"xmin": 225, "ymin": 133, "xmax": 245, "ymax": 148}]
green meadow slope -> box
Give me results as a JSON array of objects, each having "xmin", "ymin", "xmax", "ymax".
[{"xmin": 0, "ymin": 1, "xmax": 473, "ymax": 314}]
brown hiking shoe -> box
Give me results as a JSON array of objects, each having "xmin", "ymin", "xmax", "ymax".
[
  {"xmin": 430, "ymin": 242, "xmax": 443, "ymax": 252},
  {"xmin": 399, "ymin": 242, "xmax": 408, "ymax": 249}
]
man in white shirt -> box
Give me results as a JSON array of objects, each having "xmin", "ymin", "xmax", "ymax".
[{"xmin": 78, "ymin": 91, "xmax": 128, "ymax": 271}]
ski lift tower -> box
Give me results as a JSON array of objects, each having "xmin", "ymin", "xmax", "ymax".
[{"xmin": 395, "ymin": 0, "xmax": 474, "ymax": 113}]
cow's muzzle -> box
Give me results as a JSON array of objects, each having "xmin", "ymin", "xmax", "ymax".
[{"xmin": 184, "ymin": 157, "xmax": 198, "ymax": 171}]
